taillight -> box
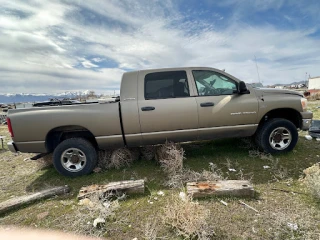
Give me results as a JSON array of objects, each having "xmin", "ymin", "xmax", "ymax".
[{"xmin": 7, "ymin": 117, "xmax": 14, "ymax": 137}]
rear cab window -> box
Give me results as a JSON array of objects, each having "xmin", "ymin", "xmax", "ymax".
[{"xmin": 145, "ymin": 71, "xmax": 190, "ymax": 100}]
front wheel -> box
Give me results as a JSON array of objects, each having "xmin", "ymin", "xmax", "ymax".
[
  {"xmin": 53, "ymin": 138, "xmax": 97, "ymax": 177},
  {"xmin": 255, "ymin": 118, "xmax": 298, "ymax": 154}
]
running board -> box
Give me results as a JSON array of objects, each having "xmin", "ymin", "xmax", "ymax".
[{"xmin": 30, "ymin": 153, "xmax": 49, "ymax": 160}]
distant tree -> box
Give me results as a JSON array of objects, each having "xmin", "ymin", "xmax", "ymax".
[{"xmin": 88, "ymin": 91, "xmax": 97, "ymax": 98}]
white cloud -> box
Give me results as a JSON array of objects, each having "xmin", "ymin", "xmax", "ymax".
[
  {"xmin": 79, "ymin": 58, "xmax": 99, "ymax": 68},
  {"xmin": 92, "ymin": 57, "xmax": 103, "ymax": 63},
  {"xmin": 0, "ymin": 0, "xmax": 319, "ymax": 94}
]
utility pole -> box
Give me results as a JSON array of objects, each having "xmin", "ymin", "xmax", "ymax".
[{"xmin": 305, "ymin": 72, "xmax": 308, "ymax": 87}]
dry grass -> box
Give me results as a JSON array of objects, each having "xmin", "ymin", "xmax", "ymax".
[
  {"xmin": 130, "ymin": 148, "xmax": 141, "ymax": 161},
  {"xmin": 248, "ymin": 149, "xmax": 274, "ymax": 161},
  {"xmin": 97, "ymin": 148, "xmax": 140, "ymax": 170},
  {"xmin": 109, "ymin": 148, "xmax": 134, "ymax": 169},
  {"xmin": 156, "ymin": 141, "xmax": 184, "ymax": 176},
  {"xmin": 142, "ymin": 217, "xmax": 160, "ymax": 240},
  {"xmin": 52, "ymin": 193, "xmax": 121, "ymax": 237},
  {"xmin": 97, "ymin": 150, "xmax": 112, "ymax": 169},
  {"xmin": 308, "ymin": 92, "xmax": 320, "ymax": 101},
  {"xmin": 164, "ymin": 165, "xmax": 223, "ymax": 189},
  {"xmin": 161, "ymin": 194, "xmax": 214, "ymax": 240},
  {"xmin": 141, "ymin": 146, "xmax": 156, "ymax": 161},
  {"xmin": 303, "ymin": 163, "xmax": 320, "ymax": 199}
]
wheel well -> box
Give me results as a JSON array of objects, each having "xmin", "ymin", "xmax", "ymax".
[
  {"xmin": 45, "ymin": 126, "xmax": 97, "ymax": 152},
  {"xmin": 258, "ymin": 108, "xmax": 302, "ymax": 129}
]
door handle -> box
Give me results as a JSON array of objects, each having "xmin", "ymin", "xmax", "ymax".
[
  {"xmin": 200, "ymin": 102, "xmax": 214, "ymax": 107},
  {"xmin": 141, "ymin": 106, "xmax": 155, "ymax": 111}
]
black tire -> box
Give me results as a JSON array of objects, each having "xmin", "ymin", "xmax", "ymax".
[
  {"xmin": 255, "ymin": 118, "xmax": 298, "ymax": 154},
  {"xmin": 53, "ymin": 138, "xmax": 97, "ymax": 177}
]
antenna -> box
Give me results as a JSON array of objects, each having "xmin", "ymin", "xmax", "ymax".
[{"xmin": 254, "ymin": 55, "xmax": 261, "ymax": 84}]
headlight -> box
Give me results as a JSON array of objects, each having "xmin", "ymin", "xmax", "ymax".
[{"xmin": 301, "ymin": 98, "xmax": 308, "ymax": 111}]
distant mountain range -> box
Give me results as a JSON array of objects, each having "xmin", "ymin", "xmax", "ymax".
[
  {"xmin": 0, "ymin": 80, "xmax": 308, "ymax": 104},
  {"xmin": 272, "ymin": 80, "xmax": 307, "ymax": 87},
  {"xmin": 0, "ymin": 91, "xmax": 91, "ymax": 104}
]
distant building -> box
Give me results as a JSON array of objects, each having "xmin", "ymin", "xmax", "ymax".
[
  {"xmin": 275, "ymin": 86, "xmax": 284, "ymax": 89},
  {"xmin": 308, "ymin": 76, "xmax": 320, "ymax": 93}
]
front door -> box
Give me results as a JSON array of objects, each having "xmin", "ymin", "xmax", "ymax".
[
  {"xmin": 191, "ymin": 69, "xmax": 259, "ymax": 140},
  {"xmin": 137, "ymin": 70, "xmax": 198, "ymax": 145}
]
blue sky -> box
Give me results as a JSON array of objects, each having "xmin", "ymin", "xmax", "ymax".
[{"xmin": 0, "ymin": 0, "xmax": 319, "ymax": 94}]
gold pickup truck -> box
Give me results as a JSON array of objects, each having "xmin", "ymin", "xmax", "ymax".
[{"xmin": 6, "ymin": 67, "xmax": 313, "ymax": 176}]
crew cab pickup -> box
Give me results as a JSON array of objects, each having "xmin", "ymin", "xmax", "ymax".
[{"xmin": 6, "ymin": 67, "xmax": 313, "ymax": 176}]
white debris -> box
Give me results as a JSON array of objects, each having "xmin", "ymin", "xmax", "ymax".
[
  {"xmin": 103, "ymin": 202, "xmax": 111, "ymax": 208},
  {"xmin": 157, "ymin": 191, "xmax": 165, "ymax": 196},
  {"xmin": 78, "ymin": 198, "xmax": 94, "ymax": 207},
  {"xmin": 132, "ymin": 238, "xmax": 138, "ymax": 240},
  {"xmin": 305, "ymin": 135, "xmax": 312, "ymax": 140},
  {"xmin": 287, "ymin": 222, "xmax": 298, "ymax": 231},
  {"xmin": 179, "ymin": 192, "xmax": 187, "ymax": 201},
  {"xmin": 228, "ymin": 168, "xmax": 237, "ymax": 172},
  {"xmin": 23, "ymin": 158, "xmax": 30, "ymax": 161},
  {"xmin": 220, "ymin": 200, "xmax": 228, "ymax": 206},
  {"xmin": 117, "ymin": 193, "xmax": 126, "ymax": 201},
  {"xmin": 93, "ymin": 217, "xmax": 105, "ymax": 228},
  {"xmin": 153, "ymin": 197, "xmax": 158, "ymax": 201},
  {"xmin": 316, "ymin": 138, "xmax": 320, "ymax": 141},
  {"xmin": 263, "ymin": 165, "xmax": 270, "ymax": 169}
]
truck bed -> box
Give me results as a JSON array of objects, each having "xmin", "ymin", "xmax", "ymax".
[{"xmin": 8, "ymin": 102, "xmax": 124, "ymax": 153}]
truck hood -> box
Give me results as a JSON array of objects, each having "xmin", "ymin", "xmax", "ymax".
[{"xmin": 255, "ymin": 88, "xmax": 303, "ymax": 97}]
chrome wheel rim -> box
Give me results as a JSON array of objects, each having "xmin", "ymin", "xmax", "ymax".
[
  {"xmin": 61, "ymin": 148, "xmax": 87, "ymax": 172},
  {"xmin": 269, "ymin": 127, "xmax": 292, "ymax": 150}
]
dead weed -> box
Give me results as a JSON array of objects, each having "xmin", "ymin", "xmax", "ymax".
[{"xmin": 161, "ymin": 194, "xmax": 214, "ymax": 240}]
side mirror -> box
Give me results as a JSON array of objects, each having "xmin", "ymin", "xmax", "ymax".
[{"xmin": 239, "ymin": 81, "xmax": 250, "ymax": 94}]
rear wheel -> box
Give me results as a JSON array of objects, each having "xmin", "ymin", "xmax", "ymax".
[
  {"xmin": 53, "ymin": 138, "xmax": 97, "ymax": 177},
  {"xmin": 255, "ymin": 118, "xmax": 298, "ymax": 154}
]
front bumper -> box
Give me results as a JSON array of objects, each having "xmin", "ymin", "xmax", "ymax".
[
  {"xmin": 7, "ymin": 141, "xmax": 17, "ymax": 153},
  {"xmin": 300, "ymin": 111, "xmax": 313, "ymax": 131},
  {"xmin": 301, "ymin": 119, "xmax": 312, "ymax": 131}
]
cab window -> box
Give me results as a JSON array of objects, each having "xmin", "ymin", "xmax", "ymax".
[
  {"xmin": 145, "ymin": 71, "xmax": 190, "ymax": 99},
  {"xmin": 192, "ymin": 70, "xmax": 237, "ymax": 96}
]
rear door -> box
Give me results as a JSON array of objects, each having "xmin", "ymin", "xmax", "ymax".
[
  {"xmin": 137, "ymin": 70, "xmax": 199, "ymax": 145},
  {"xmin": 191, "ymin": 69, "xmax": 259, "ymax": 140}
]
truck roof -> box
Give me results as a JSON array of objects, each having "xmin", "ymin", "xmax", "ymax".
[{"xmin": 127, "ymin": 66, "xmax": 225, "ymax": 74}]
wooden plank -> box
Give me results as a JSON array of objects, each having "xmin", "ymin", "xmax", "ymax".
[
  {"xmin": 186, "ymin": 180, "xmax": 254, "ymax": 198},
  {"xmin": 0, "ymin": 185, "xmax": 70, "ymax": 214},
  {"xmin": 78, "ymin": 179, "xmax": 145, "ymax": 200}
]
